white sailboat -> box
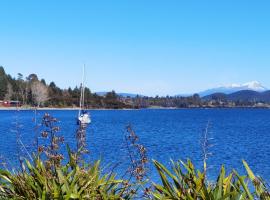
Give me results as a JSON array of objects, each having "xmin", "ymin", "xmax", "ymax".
[{"xmin": 77, "ymin": 65, "xmax": 91, "ymax": 125}]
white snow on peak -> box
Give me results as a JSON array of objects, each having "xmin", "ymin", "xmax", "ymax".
[
  {"xmin": 243, "ymin": 81, "xmax": 266, "ymax": 90},
  {"xmin": 199, "ymin": 81, "xmax": 268, "ymax": 97},
  {"xmin": 226, "ymin": 81, "xmax": 267, "ymax": 91}
]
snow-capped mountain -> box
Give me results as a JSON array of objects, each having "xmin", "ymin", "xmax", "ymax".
[
  {"xmin": 199, "ymin": 81, "xmax": 267, "ymax": 97},
  {"xmin": 96, "ymin": 92, "xmax": 142, "ymax": 97}
]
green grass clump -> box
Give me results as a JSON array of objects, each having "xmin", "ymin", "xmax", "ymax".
[
  {"xmin": 0, "ymin": 149, "xmax": 134, "ymax": 200},
  {"xmin": 151, "ymin": 159, "xmax": 270, "ymax": 200},
  {"xmin": 1, "ymin": 157, "xmax": 269, "ymax": 199}
]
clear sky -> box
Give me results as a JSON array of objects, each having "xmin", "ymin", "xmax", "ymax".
[{"xmin": 0, "ymin": 0, "xmax": 270, "ymax": 96}]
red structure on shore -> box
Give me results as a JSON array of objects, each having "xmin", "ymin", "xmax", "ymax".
[{"xmin": 0, "ymin": 100, "xmax": 21, "ymax": 107}]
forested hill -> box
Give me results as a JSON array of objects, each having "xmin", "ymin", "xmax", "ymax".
[{"xmin": 1, "ymin": 66, "xmax": 270, "ymax": 108}]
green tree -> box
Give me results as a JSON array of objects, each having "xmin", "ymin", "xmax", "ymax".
[
  {"xmin": 40, "ymin": 78, "xmax": 46, "ymax": 86},
  {"xmin": 26, "ymin": 73, "xmax": 39, "ymax": 82},
  {"xmin": 16, "ymin": 73, "xmax": 27, "ymax": 104},
  {"xmin": 0, "ymin": 66, "xmax": 8, "ymax": 100},
  {"xmin": 105, "ymin": 90, "xmax": 117, "ymax": 100},
  {"xmin": 48, "ymin": 82, "xmax": 63, "ymax": 106}
]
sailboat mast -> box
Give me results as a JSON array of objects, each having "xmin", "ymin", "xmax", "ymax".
[
  {"xmin": 82, "ymin": 64, "xmax": 86, "ymax": 109},
  {"xmin": 78, "ymin": 83, "xmax": 82, "ymax": 117},
  {"xmin": 78, "ymin": 65, "xmax": 85, "ymax": 117}
]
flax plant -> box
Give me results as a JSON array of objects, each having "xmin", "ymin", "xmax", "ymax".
[
  {"xmin": 151, "ymin": 159, "xmax": 270, "ymax": 199},
  {"xmin": 0, "ymin": 113, "xmax": 135, "ymax": 199}
]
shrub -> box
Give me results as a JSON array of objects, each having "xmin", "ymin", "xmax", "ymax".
[
  {"xmin": 0, "ymin": 151, "xmax": 134, "ymax": 199},
  {"xmin": 151, "ymin": 159, "xmax": 270, "ymax": 200}
]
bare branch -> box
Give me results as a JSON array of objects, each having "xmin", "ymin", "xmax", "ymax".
[{"xmin": 31, "ymin": 81, "xmax": 49, "ymax": 107}]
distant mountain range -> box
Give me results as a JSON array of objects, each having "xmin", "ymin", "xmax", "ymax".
[
  {"xmin": 97, "ymin": 81, "xmax": 270, "ymax": 103},
  {"xmin": 198, "ymin": 81, "xmax": 270, "ymax": 102},
  {"xmin": 198, "ymin": 81, "xmax": 267, "ymax": 97},
  {"xmin": 96, "ymin": 92, "xmax": 141, "ymax": 98},
  {"xmin": 202, "ymin": 90, "xmax": 270, "ymax": 103}
]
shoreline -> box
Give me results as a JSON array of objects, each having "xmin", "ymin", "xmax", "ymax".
[
  {"xmin": 0, "ymin": 106, "xmax": 140, "ymax": 111},
  {"xmin": 0, "ymin": 106, "xmax": 270, "ymax": 111}
]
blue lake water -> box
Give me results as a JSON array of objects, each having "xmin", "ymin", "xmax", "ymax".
[{"xmin": 0, "ymin": 109, "xmax": 270, "ymax": 182}]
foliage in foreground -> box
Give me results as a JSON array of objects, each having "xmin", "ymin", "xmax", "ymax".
[
  {"xmin": 0, "ymin": 113, "xmax": 136, "ymax": 199},
  {"xmin": 0, "ymin": 157, "xmax": 269, "ymax": 199},
  {"xmin": 0, "ymin": 150, "xmax": 134, "ymax": 200},
  {"xmin": 152, "ymin": 159, "xmax": 270, "ymax": 200}
]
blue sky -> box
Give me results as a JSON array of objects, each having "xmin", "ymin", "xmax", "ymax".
[{"xmin": 0, "ymin": 0, "xmax": 270, "ymax": 96}]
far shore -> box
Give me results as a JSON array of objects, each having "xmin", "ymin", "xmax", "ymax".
[
  {"xmin": 1, "ymin": 106, "xmax": 270, "ymax": 111},
  {"xmin": 0, "ymin": 106, "xmax": 135, "ymax": 111}
]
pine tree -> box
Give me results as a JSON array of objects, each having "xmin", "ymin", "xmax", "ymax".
[{"xmin": 0, "ymin": 66, "xmax": 8, "ymax": 100}]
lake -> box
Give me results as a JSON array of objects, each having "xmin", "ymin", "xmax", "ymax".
[{"xmin": 0, "ymin": 108, "xmax": 270, "ymax": 182}]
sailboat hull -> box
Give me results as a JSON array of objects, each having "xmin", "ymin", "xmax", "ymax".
[{"xmin": 78, "ymin": 113, "xmax": 91, "ymax": 125}]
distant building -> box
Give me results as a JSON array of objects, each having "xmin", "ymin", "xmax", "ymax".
[{"xmin": 2, "ymin": 100, "xmax": 21, "ymax": 107}]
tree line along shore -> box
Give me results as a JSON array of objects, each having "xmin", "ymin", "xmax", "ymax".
[{"xmin": 1, "ymin": 66, "xmax": 270, "ymax": 109}]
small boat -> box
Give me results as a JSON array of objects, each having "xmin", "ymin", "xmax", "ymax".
[
  {"xmin": 77, "ymin": 65, "xmax": 91, "ymax": 125},
  {"xmin": 78, "ymin": 110, "xmax": 91, "ymax": 125}
]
